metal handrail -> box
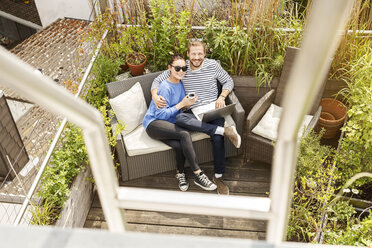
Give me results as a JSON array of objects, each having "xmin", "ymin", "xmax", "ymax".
[{"xmin": 13, "ymin": 30, "xmax": 108, "ymax": 226}]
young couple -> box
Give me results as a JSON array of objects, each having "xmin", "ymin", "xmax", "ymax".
[{"xmin": 142, "ymin": 40, "xmax": 241, "ymax": 195}]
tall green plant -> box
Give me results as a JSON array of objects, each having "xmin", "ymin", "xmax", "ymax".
[
  {"xmin": 203, "ymin": 12, "xmax": 303, "ymax": 87},
  {"xmin": 148, "ymin": 0, "xmax": 191, "ymax": 71},
  {"xmin": 86, "ymin": 54, "xmax": 121, "ymax": 108},
  {"xmin": 335, "ymin": 43, "xmax": 372, "ymax": 187},
  {"xmin": 112, "ymin": 24, "xmax": 151, "ymax": 61}
]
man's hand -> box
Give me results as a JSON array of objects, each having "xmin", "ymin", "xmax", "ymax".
[
  {"xmin": 153, "ymin": 95, "xmax": 167, "ymax": 109},
  {"xmin": 215, "ymin": 96, "xmax": 226, "ymax": 109}
]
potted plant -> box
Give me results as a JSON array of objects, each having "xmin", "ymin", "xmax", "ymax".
[
  {"xmin": 318, "ymin": 98, "xmax": 347, "ymax": 139},
  {"xmin": 126, "ymin": 52, "xmax": 147, "ymax": 76}
]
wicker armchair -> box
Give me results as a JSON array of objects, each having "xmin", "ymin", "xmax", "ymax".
[
  {"xmin": 107, "ymin": 72, "xmax": 245, "ymax": 181},
  {"xmin": 245, "ymin": 46, "xmax": 326, "ymax": 165}
]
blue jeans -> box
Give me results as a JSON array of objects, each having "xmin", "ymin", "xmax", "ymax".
[{"xmin": 176, "ymin": 111, "xmax": 225, "ymax": 174}]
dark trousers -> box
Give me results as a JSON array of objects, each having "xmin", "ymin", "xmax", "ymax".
[
  {"xmin": 176, "ymin": 111, "xmax": 225, "ymax": 174},
  {"xmin": 146, "ymin": 120, "xmax": 200, "ymax": 173}
]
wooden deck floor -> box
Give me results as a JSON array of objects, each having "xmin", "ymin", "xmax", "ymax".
[{"xmin": 84, "ymin": 154, "xmax": 271, "ymax": 240}]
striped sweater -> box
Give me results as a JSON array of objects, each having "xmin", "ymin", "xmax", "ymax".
[{"xmin": 151, "ymin": 58, "xmax": 234, "ymax": 108}]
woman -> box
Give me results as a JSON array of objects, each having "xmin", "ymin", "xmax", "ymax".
[{"xmin": 142, "ymin": 54, "xmax": 216, "ymax": 192}]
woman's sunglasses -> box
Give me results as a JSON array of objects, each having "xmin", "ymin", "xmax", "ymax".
[{"xmin": 171, "ymin": 65, "xmax": 187, "ymax": 72}]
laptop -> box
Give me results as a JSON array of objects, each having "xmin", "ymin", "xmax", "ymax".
[{"xmin": 191, "ymin": 102, "xmax": 236, "ymax": 122}]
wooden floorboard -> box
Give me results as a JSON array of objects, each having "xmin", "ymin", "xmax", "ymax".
[
  {"xmin": 84, "ymin": 221, "xmax": 266, "ymax": 239},
  {"xmin": 84, "ymin": 154, "xmax": 271, "ymax": 240},
  {"xmin": 87, "ymin": 208, "xmax": 267, "ymax": 231}
]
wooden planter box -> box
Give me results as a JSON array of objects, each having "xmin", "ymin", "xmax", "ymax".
[{"xmin": 55, "ymin": 166, "xmax": 94, "ymax": 228}]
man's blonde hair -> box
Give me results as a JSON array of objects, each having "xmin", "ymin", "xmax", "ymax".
[{"xmin": 188, "ymin": 40, "xmax": 206, "ymax": 53}]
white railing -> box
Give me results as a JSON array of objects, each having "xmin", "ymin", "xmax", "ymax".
[{"xmin": 0, "ymin": 0, "xmax": 357, "ymax": 247}]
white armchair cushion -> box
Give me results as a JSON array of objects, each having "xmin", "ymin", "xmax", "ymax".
[
  {"xmin": 252, "ymin": 104, "xmax": 313, "ymax": 141},
  {"xmin": 109, "ymin": 82, "xmax": 147, "ymax": 136},
  {"xmin": 124, "ymin": 125, "xmax": 209, "ymax": 156}
]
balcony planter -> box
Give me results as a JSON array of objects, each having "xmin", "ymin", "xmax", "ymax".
[
  {"xmin": 318, "ymin": 98, "xmax": 347, "ymax": 139},
  {"xmin": 126, "ymin": 53, "xmax": 146, "ymax": 76},
  {"xmin": 55, "ymin": 166, "xmax": 94, "ymax": 228}
]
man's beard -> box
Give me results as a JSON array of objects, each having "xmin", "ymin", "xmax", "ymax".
[{"xmin": 190, "ymin": 59, "xmax": 202, "ymax": 68}]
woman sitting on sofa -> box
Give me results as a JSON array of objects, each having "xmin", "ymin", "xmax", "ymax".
[{"xmin": 142, "ymin": 54, "xmax": 216, "ymax": 192}]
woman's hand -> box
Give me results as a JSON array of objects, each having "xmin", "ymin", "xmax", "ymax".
[
  {"xmin": 153, "ymin": 94, "xmax": 167, "ymax": 109},
  {"xmin": 176, "ymin": 95, "xmax": 197, "ymax": 110},
  {"xmin": 182, "ymin": 94, "xmax": 197, "ymax": 108}
]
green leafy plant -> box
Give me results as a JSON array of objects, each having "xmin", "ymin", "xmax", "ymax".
[
  {"xmin": 335, "ymin": 42, "xmax": 372, "ymax": 187},
  {"xmin": 324, "ymin": 209, "xmax": 372, "ymax": 246},
  {"xmin": 147, "ymin": 0, "xmax": 191, "ymax": 71},
  {"xmin": 327, "ymin": 201, "xmax": 357, "ymax": 230},
  {"xmin": 203, "ymin": 9, "xmax": 303, "ymax": 87},
  {"xmin": 32, "ymin": 124, "xmax": 88, "ymax": 225},
  {"xmin": 117, "ymin": 23, "xmax": 151, "ymax": 61},
  {"xmin": 29, "ymin": 200, "xmax": 59, "ymax": 225},
  {"xmin": 85, "ymin": 54, "xmax": 121, "ymax": 108},
  {"xmin": 287, "ymin": 131, "xmax": 337, "ymax": 242},
  {"xmin": 288, "ymin": 130, "xmax": 372, "ymax": 245},
  {"xmin": 330, "ymin": 0, "xmax": 372, "ymax": 79},
  {"xmin": 98, "ymin": 97, "xmax": 126, "ymax": 162}
]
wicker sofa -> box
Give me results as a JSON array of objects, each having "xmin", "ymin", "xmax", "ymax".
[
  {"xmin": 245, "ymin": 46, "xmax": 328, "ymax": 165},
  {"xmin": 106, "ymin": 72, "xmax": 245, "ymax": 181}
]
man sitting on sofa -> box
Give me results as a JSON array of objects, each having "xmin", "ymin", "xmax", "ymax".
[{"xmin": 151, "ymin": 40, "xmax": 241, "ymax": 195}]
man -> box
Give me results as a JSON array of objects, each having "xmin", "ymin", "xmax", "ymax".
[{"xmin": 151, "ymin": 40, "xmax": 241, "ymax": 195}]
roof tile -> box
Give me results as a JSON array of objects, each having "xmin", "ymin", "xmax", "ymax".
[{"xmin": 1, "ymin": 18, "xmax": 91, "ymax": 102}]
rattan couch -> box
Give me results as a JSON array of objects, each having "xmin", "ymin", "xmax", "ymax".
[
  {"xmin": 107, "ymin": 72, "xmax": 245, "ymax": 181},
  {"xmin": 245, "ymin": 46, "xmax": 327, "ymax": 165}
]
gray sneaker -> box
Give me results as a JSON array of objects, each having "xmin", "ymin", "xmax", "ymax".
[
  {"xmin": 194, "ymin": 172, "xmax": 217, "ymax": 191},
  {"xmin": 176, "ymin": 173, "xmax": 189, "ymax": 191}
]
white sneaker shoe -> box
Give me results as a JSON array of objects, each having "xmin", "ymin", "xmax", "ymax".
[{"xmin": 224, "ymin": 126, "xmax": 241, "ymax": 148}]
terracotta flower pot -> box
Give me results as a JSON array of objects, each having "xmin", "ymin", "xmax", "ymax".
[
  {"xmin": 318, "ymin": 98, "xmax": 347, "ymax": 139},
  {"xmin": 126, "ymin": 53, "xmax": 146, "ymax": 76}
]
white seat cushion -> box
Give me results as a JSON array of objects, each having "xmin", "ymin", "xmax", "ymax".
[
  {"xmin": 124, "ymin": 125, "xmax": 209, "ymax": 156},
  {"xmin": 252, "ymin": 104, "xmax": 313, "ymax": 141},
  {"xmin": 109, "ymin": 82, "xmax": 147, "ymax": 136}
]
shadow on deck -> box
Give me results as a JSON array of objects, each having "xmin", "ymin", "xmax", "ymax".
[{"xmin": 84, "ymin": 154, "xmax": 272, "ymax": 240}]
